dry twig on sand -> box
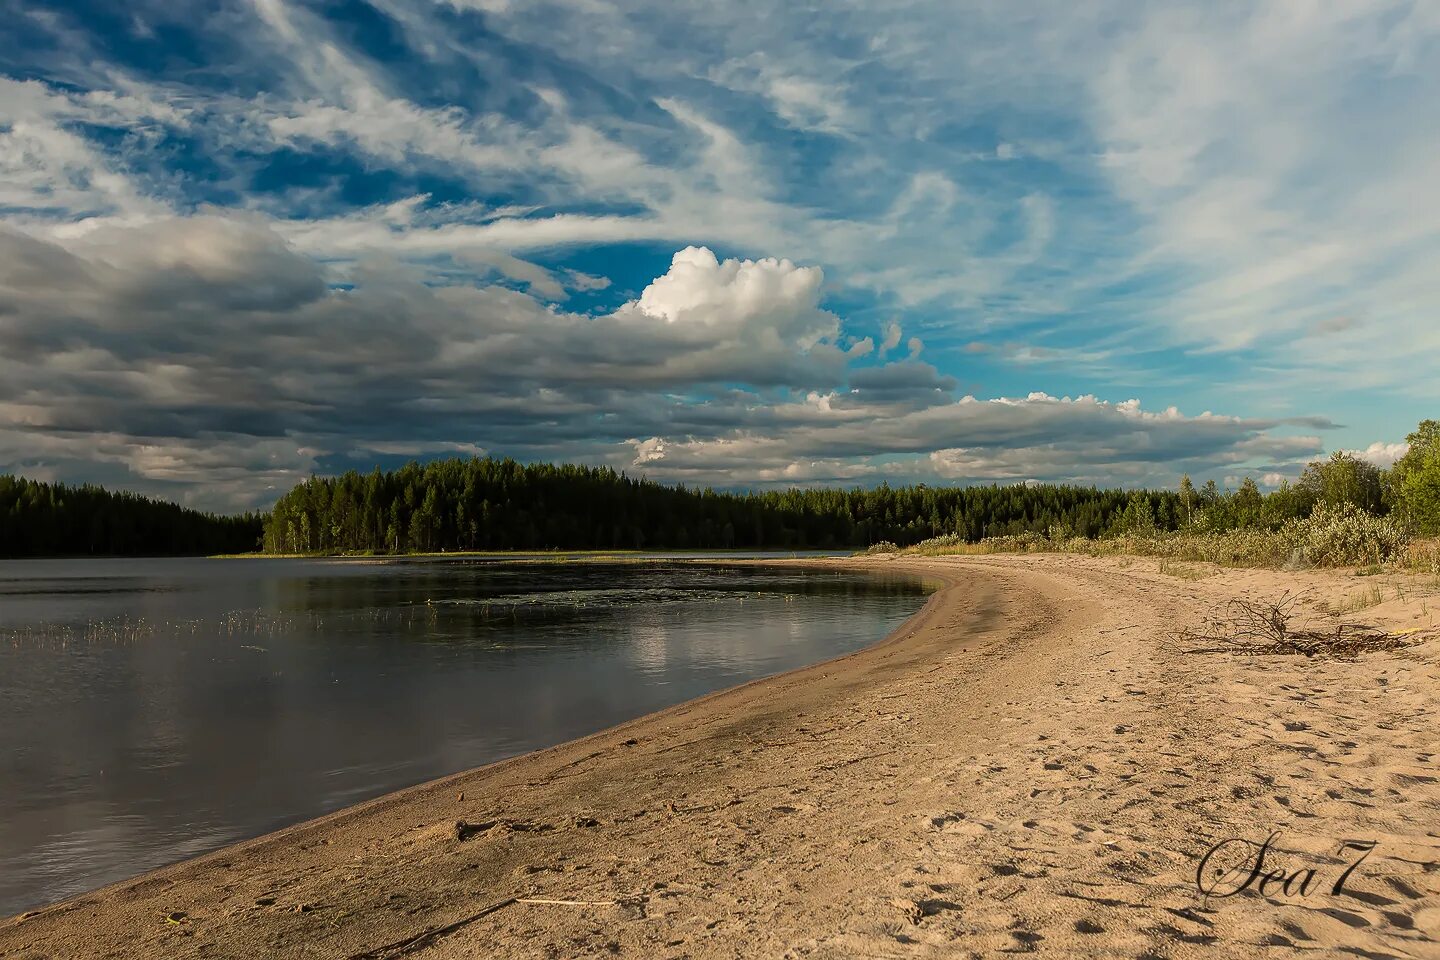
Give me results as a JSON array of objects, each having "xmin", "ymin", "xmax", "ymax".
[
  {"xmin": 345, "ymin": 896, "xmax": 521, "ymax": 960},
  {"xmin": 345, "ymin": 890, "xmax": 649, "ymax": 960},
  {"xmin": 516, "ymin": 894, "xmax": 647, "ymax": 907},
  {"xmin": 1171, "ymin": 592, "xmax": 1409, "ymax": 659}
]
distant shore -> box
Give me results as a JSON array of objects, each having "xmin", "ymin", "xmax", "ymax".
[
  {"xmin": 4, "ymin": 555, "xmax": 1437, "ymax": 958},
  {"xmin": 206, "ymin": 548, "xmax": 853, "ymax": 563}
]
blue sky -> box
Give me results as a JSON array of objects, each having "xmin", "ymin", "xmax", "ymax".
[{"xmin": 1, "ymin": 1, "xmax": 1435, "ymax": 510}]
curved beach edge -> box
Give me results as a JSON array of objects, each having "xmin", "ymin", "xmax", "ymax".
[
  {"xmin": 1, "ymin": 558, "xmax": 962, "ymax": 922},
  {"xmin": 5, "ymin": 554, "xmax": 1438, "ymax": 960}
]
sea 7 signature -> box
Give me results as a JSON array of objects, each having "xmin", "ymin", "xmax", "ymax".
[{"xmin": 1196, "ymin": 832, "xmax": 1378, "ymax": 900}]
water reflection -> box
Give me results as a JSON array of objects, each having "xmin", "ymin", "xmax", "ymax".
[{"xmin": 0, "ymin": 557, "xmax": 928, "ymax": 916}]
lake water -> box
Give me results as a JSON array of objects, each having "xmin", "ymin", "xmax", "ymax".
[{"xmin": 0, "ymin": 556, "xmax": 929, "ymax": 916}]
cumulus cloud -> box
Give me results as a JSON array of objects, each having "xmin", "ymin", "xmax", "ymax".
[
  {"xmin": 5, "ymin": 1, "xmax": 1414, "ymax": 507},
  {"xmin": 630, "ymin": 437, "xmax": 667, "ymax": 465},
  {"xmin": 0, "ymin": 222, "xmax": 836, "ymax": 504},
  {"xmin": 1347, "ymin": 441, "xmax": 1409, "ymax": 470},
  {"xmin": 632, "ymin": 246, "xmax": 838, "ymax": 349},
  {"xmin": 0, "ymin": 210, "xmax": 1335, "ymax": 508}
]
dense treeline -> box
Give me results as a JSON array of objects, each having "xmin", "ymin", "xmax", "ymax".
[
  {"xmin": 1169, "ymin": 420, "xmax": 1440, "ymax": 537},
  {"xmin": 8, "ymin": 418, "xmax": 1434, "ymax": 559},
  {"xmin": 0, "ymin": 475, "xmax": 263, "ymax": 558},
  {"xmin": 914, "ymin": 421, "xmax": 1440, "ymax": 571},
  {"xmin": 261, "ymin": 457, "xmax": 1185, "ymax": 554}
]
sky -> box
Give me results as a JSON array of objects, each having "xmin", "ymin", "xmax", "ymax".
[{"xmin": 1, "ymin": 0, "xmax": 1436, "ymax": 512}]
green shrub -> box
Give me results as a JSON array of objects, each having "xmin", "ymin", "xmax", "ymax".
[
  {"xmin": 887, "ymin": 503, "xmax": 1409, "ymax": 570},
  {"xmin": 1293, "ymin": 502, "xmax": 1407, "ymax": 567},
  {"xmin": 910, "ymin": 533, "xmax": 965, "ymax": 550},
  {"xmin": 979, "ymin": 532, "xmax": 1051, "ymax": 553}
]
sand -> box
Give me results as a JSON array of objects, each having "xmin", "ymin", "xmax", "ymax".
[{"xmin": 2, "ymin": 555, "xmax": 1438, "ymax": 959}]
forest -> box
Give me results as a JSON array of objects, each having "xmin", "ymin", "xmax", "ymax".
[
  {"xmin": 259, "ymin": 457, "xmax": 1185, "ymax": 554},
  {"xmin": 6, "ymin": 418, "xmax": 1435, "ymax": 558},
  {"xmin": 0, "ymin": 475, "xmax": 263, "ymax": 558},
  {"xmin": 256, "ymin": 420, "xmax": 1440, "ymax": 555}
]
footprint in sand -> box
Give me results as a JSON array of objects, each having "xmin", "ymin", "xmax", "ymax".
[{"xmin": 926, "ymin": 812, "xmax": 995, "ymax": 836}]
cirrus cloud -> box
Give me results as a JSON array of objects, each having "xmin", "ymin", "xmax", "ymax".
[{"xmin": 4, "ymin": 0, "xmax": 1421, "ymax": 508}]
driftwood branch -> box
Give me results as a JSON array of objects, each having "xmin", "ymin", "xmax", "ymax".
[
  {"xmin": 1170, "ymin": 592, "xmax": 1408, "ymax": 660},
  {"xmin": 516, "ymin": 894, "xmax": 646, "ymax": 907}
]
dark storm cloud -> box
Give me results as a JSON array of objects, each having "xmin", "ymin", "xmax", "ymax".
[
  {"xmin": 848, "ymin": 360, "xmax": 958, "ymax": 399},
  {"xmin": 0, "ymin": 217, "xmax": 1336, "ymax": 509}
]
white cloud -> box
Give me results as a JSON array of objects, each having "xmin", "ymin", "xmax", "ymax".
[
  {"xmin": 1347, "ymin": 441, "xmax": 1409, "ymax": 469},
  {"xmin": 633, "ymin": 246, "xmax": 836, "ymax": 346},
  {"xmin": 0, "ymin": 213, "xmax": 1329, "ymax": 508},
  {"xmin": 880, "ymin": 321, "xmax": 902, "ymax": 354},
  {"xmin": 1081, "ymin": 1, "xmax": 1440, "ymax": 384},
  {"xmin": 0, "ymin": 77, "xmax": 173, "ymax": 224},
  {"xmin": 5, "ymin": 0, "xmax": 1427, "ymax": 506},
  {"xmin": 630, "ymin": 437, "xmax": 667, "ymax": 464},
  {"xmin": 626, "ymin": 392, "xmax": 1326, "ymax": 491},
  {"xmin": 357, "ymin": 441, "xmax": 488, "ymax": 458},
  {"xmin": 708, "ymin": 55, "xmax": 857, "ymax": 135},
  {"xmin": 460, "ymin": 248, "xmax": 571, "ymax": 300},
  {"xmin": 26, "ymin": 0, "xmax": 1417, "ymax": 395}
]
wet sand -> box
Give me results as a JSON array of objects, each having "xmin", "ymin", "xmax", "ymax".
[{"xmin": 3, "ymin": 555, "xmax": 1438, "ymax": 958}]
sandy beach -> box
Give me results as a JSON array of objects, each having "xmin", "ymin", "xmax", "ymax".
[{"xmin": 3, "ymin": 555, "xmax": 1438, "ymax": 959}]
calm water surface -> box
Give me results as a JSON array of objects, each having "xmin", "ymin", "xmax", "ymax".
[{"xmin": 0, "ymin": 556, "xmax": 929, "ymax": 916}]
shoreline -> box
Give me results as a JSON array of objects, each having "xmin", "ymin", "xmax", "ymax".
[
  {"xmin": 2, "ymin": 558, "xmax": 955, "ymax": 920},
  {"xmin": 4, "ymin": 555, "xmax": 1437, "ymax": 958},
  {"xmin": 203, "ymin": 550, "xmax": 856, "ymax": 562}
]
